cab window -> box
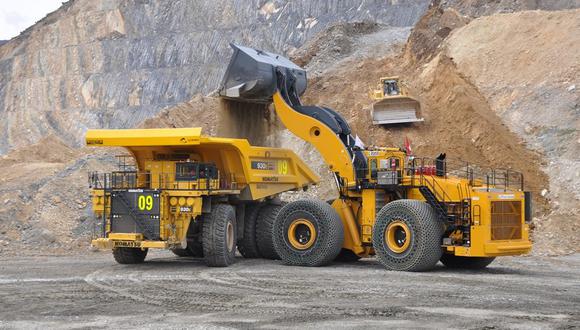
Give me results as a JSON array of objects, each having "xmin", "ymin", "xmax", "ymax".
[{"xmin": 175, "ymin": 163, "xmax": 197, "ymax": 181}]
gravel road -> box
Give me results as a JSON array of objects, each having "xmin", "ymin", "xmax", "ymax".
[{"xmin": 0, "ymin": 252, "xmax": 578, "ymax": 329}]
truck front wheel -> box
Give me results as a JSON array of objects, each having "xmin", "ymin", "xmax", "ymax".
[
  {"xmin": 113, "ymin": 247, "xmax": 148, "ymax": 264},
  {"xmin": 202, "ymin": 204, "xmax": 237, "ymax": 267}
]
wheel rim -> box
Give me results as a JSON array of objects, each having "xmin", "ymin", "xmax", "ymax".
[
  {"xmin": 226, "ymin": 222, "xmax": 235, "ymax": 252},
  {"xmin": 385, "ymin": 220, "xmax": 411, "ymax": 253},
  {"xmin": 288, "ymin": 219, "xmax": 317, "ymax": 250}
]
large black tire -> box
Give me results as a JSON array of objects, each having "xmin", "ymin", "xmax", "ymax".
[
  {"xmin": 335, "ymin": 249, "xmax": 361, "ymax": 262},
  {"xmin": 273, "ymin": 199, "xmax": 344, "ymax": 267},
  {"xmin": 237, "ymin": 203, "xmax": 263, "ymax": 258},
  {"xmin": 440, "ymin": 254, "xmax": 496, "ymax": 269},
  {"xmin": 202, "ymin": 204, "xmax": 237, "ymax": 267},
  {"xmin": 256, "ymin": 204, "xmax": 284, "ymax": 260},
  {"xmin": 373, "ymin": 200, "xmax": 444, "ymax": 272},
  {"xmin": 113, "ymin": 247, "xmax": 148, "ymax": 264}
]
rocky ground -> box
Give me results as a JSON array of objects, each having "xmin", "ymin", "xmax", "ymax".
[{"xmin": 0, "ymin": 251, "xmax": 578, "ymax": 329}]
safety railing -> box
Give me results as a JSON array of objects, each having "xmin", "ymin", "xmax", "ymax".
[
  {"xmin": 408, "ymin": 157, "xmax": 524, "ymax": 192},
  {"xmin": 89, "ymin": 171, "xmax": 238, "ymax": 191}
]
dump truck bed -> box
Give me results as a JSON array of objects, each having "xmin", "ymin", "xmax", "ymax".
[{"xmin": 86, "ymin": 127, "xmax": 320, "ymax": 200}]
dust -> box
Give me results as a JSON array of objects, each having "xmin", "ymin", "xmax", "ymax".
[{"xmin": 217, "ymin": 99, "xmax": 281, "ymax": 147}]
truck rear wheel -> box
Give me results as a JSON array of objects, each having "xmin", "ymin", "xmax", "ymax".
[
  {"xmin": 273, "ymin": 199, "xmax": 344, "ymax": 267},
  {"xmin": 202, "ymin": 204, "xmax": 236, "ymax": 267},
  {"xmin": 238, "ymin": 203, "xmax": 263, "ymax": 258},
  {"xmin": 373, "ymin": 200, "xmax": 443, "ymax": 272},
  {"xmin": 113, "ymin": 247, "xmax": 148, "ymax": 264},
  {"xmin": 440, "ymin": 254, "xmax": 495, "ymax": 269},
  {"xmin": 256, "ymin": 203, "xmax": 284, "ymax": 260}
]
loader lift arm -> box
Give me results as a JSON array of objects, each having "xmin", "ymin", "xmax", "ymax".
[{"xmin": 219, "ymin": 44, "xmax": 365, "ymax": 191}]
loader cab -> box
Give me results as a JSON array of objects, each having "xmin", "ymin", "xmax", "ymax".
[{"xmin": 364, "ymin": 149, "xmax": 405, "ymax": 185}]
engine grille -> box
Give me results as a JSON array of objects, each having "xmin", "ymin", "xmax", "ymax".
[{"xmin": 491, "ymin": 201, "xmax": 522, "ymax": 240}]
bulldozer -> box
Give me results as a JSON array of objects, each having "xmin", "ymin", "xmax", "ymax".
[
  {"xmin": 369, "ymin": 76, "xmax": 423, "ymax": 125},
  {"xmin": 219, "ymin": 44, "xmax": 532, "ymax": 271},
  {"xmin": 87, "ymin": 127, "xmax": 319, "ymax": 266}
]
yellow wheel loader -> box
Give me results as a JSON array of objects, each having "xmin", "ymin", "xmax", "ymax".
[
  {"xmin": 218, "ymin": 44, "xmax": 532, "ymax": 271},
  {"xmin": 86, "ymin": 127, "xmax": 319, "ymax": 266},
  {"xmin": 369, "ymin": 77, "xmax": 423, "ymax": 125}
]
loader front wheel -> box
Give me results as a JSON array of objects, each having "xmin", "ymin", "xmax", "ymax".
[
  {"xmin": 373, "ymin": 200, "xmax": 443, "ymax": 271},
  {"xmin": 273, "ymin": 199, "xmax": 344, "ymax": 267},
  {"xmin": 256, "ymin": 203, "xmax": 284, "ymax": 260},
  {"xmin": 113, "ymin": 247, "xmax": 148, "ymax": 264},
  {"xmin": 202, "ymin": 204, "xmax": 236, "ymax": 267},
  {"xmin": 440, "ymin": 254, "xmax": 495, "ymax": 269}
]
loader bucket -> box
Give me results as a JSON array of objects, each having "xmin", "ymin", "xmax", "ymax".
[
  {"xmin": 370, "ymin": 96, "xmax": 423, "ymax": 125},
  {"xmin": 218, "ymin": 44, "xmax": 307, "ymax": 103}
]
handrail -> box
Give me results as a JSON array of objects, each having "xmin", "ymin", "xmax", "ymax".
[
  {"xmin": 89, "ymin": 171, "xmax": 233, "ymax": 191},
  {"xmin": 408, "ymin": 157, "xmax": 523, "ymax": 192}
]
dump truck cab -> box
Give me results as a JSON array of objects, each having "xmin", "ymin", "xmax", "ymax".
[{"xmin": 87, "ymin": 127, "xmax": 319, "ymax": 266}]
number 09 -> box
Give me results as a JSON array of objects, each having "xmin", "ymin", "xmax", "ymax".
[{"xmin": 138, "ymin": 195, "xmax": 153, "ymax": 211}]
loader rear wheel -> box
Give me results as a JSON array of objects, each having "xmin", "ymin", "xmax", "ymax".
[
  {"xmin": 202, "ymin": 204, "xmax": 236, "ymax": 267},
  {"xmin": 273, "ymin": 199, "xmax": 344, "ymax": 267},
  {"xmin": 237, "ymin": 203, "xmax": 263, "ymax": 258},
  {"xmin": 256, "ymin": 203, "xmax": 284, "ymax": 260},
  {"xmin": 440, "ymin": 254, "xmax": 495, "ymax": 269},
  {"xmin": 113, "ymin": 247, "xmax": 148, "ymax": 264},
  {"xmin": 373, "ymin": 200, "xmax": 443, "ymax": 272}
]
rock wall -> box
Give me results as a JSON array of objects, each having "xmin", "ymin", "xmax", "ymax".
[{"xmin": 0, "ymin": 0, "xmax": 430, "ymax": 154}]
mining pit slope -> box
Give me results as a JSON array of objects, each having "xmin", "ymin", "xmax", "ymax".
[{"xmin": 0, "ymin": 0, "xmax": 429, "ymax": 154}]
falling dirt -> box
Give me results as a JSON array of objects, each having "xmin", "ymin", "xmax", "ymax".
[{"xmin": 216, "ymin": 99, "xmax": 281, "ymax": 147}]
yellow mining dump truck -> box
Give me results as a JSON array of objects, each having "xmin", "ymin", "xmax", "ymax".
[
  {"xmin": 218, "ymin": 44, "xmax": 532, "ymax": 271},
  {"xmin": 369, "ymin": 77, "xmax": 423, "ymax": 125},
  {"xmin": 87, "ymin": 127, "xmax": 319, "ymax": 266}
]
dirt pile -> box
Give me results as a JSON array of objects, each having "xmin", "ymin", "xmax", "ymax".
[
  {"xmin": 442, "ymin": 9, "xmax": 580, "ymax": 255},
  {"xmin": 442, "ymin": 0, "xmax": 580, "ymax": 17},
  {"xmin": 141, "ymin": 95, "xmax": 219, "ymax": 135},
  {"xmin": 0, "ymin": 136, "xmax": 118, "ymax": 255},
  {"xmin": 403, "ymin": 6, "xmax": 469, "ymax": 64}
]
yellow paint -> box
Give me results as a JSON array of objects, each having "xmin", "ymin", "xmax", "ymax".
[
  {"xmin": 273, "ymin": 92, "xmax": 355, "ymax": 186},
  {"xmin": 287, "ymin": 219, "xmax": 317, "ymax": 250},
  {"xmin": 385, "ymin": 220, "xmax": 411, "ymax": 253}
]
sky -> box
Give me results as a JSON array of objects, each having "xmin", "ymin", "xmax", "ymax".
[{"xmin": 0, "ymin": 0, "xmax": 64, "ymax": 40}]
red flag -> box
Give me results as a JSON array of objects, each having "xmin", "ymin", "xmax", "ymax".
[{"xmin": 404, "ymin": 137, "xmax": 413, "ymax": 156}]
